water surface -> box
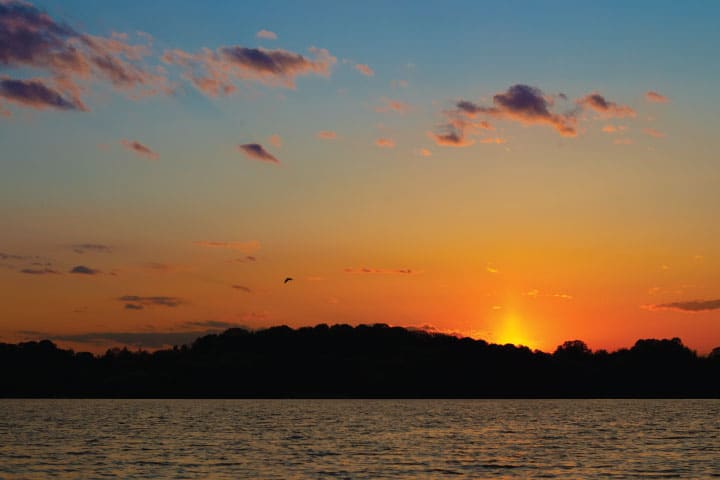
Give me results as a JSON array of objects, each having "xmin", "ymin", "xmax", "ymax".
[{"xmin": 1, "ymin": 399, "xmax": 718, "ymax": 478}]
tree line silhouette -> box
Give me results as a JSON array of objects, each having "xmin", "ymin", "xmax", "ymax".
[{"xmin": 2, "ymin": 323, "xmax": 719, "ymax": 397}]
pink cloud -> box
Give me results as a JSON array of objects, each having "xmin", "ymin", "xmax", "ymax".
[
  {"xmin": 375, "ymin": 97, "xmax": 410, "ymax": 114},
  {"xmin": 428, "ymin": 131, "xmax": 475, "ymax": 147},
  {"xmin": 643, "ymin": 128, "xmax": 666, "ymax": 138},
  {"xmin": 316, "ymin": 130, "xmax": 337, "ymax": 140},
  {"xmin": 268, "ymin": 134, "xmax": 283, "ymax": 147},
  {"xmin": 256, "ymin": 29, "xmax": 278, "ymax": 40},
  {"xmin": 354, "ymin": 63, "xmax": 374, "ymax": 77},
  {"xmin": 375, "ymin": 137, "xmax": 395, "ymax": 148},
  {"xmin": 645, "ymin": 91, "xmax": 669, "ymax": 103}
]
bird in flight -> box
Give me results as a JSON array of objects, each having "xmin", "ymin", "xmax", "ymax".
[{"xmin": 284, "ymin": 277, "xmax": 293, "ymax": 284}]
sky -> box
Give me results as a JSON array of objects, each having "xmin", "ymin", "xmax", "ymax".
[{"xmin": 1, "ymin": 0, "xmax": 720, "ymax": 354}]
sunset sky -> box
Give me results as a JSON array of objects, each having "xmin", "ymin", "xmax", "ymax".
[{"xmin": 2, "ymin": 0, "xmax": 720, "ymax": 354}]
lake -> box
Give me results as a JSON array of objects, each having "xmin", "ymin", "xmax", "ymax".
[{"xmin": 1, "ymin": 399, "xmax": 718, "ymax": 478}]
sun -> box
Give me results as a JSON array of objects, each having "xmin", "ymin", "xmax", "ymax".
[{"xmin": 494, "ymin": 313, "xmax": 535, "ymax": 348}]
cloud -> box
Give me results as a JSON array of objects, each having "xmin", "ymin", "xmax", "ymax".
[
  {"xmin": 614, "ymin": 138, "xmax": 633, "ymax": 145},
  {"xmin": 183, "ymin": 320, "xmax": 247, "ymax": 329},
  {"xmin": 193, "ymin": 240, "xmax": 260, "ymax": 253},
  {"xmin": 69, "ymin": 265, "xmax": 101, "ymax": 275},
  {"xmin": 344, "ymin": 267, "xmax": 420, "ymax": 275},
  {"xmin": 601, "ymin": 124, "xmax": 627, "ymax": 134},
  {"xmin": 645, "ymin": 299, "xmax": 720, "ymax": 312},
  {"xmin": 415, "ymin": 148, "xmax": 432, "ymax": 157},
  {"xmin": 316, "ymin": 130, "xmax": 337, "ymax": 140},
  {"xmin": 428, "ymin": 131, "xmax": 475, "ymax": 147},
  {"xmin": 231, "ymin": 255, "xmax": 257, "ymax": 263},
  {"xmin": 118, "ymin": 295, "xmax": 185, "ymax": 310},
  {"xmin": 354, "ymin": 63, "xmax": 374, "ymax": 77},
  {"xmin": 486, "ymin": 265, "xmax": 499, "ymax": 274},
  {"xmin": 375, "ymin": 97, "xmax": 410, "ymax": 114},
  {"xmin": 20, "ymin": 267, "xmax": 60, "ymax": 275},
  {"xmin": 479, "ymin": 137, "xmax": 507, "ymax": 144},
  {"xmin": 577, "ymin": 93, "xmax": 636, "ymax": 118},
  {"xmin": 71, "ymin": 243, "xmax": 112, "ymax": 254},
  {"xmin": 231, "ymin": 285, "xmax": 252, "ymax": 293},
  {"xmin": 163, "ymin": 45, "xmax": 336, "ymax": 95},
  {"xmin": 21, "ymin": 330, "xmax": 220, "ymax": 348},
  {"xmin": 643, "ymin": 128, "xmax": 666, "ymax": 138},
  {"xmin": 268, "ymin": 133, "xmax": 282, "ymax": 147},
  {"xmin": 375, "ymin": 138, "xmax": 395, "ymax": 148},
  {"xmin": 525, "ymin": 289, "xmax": 573, "ymax": 299},
  {"xmin": 0, "ymin": 1, "xmax": 169, "ymax": 113},
  {"xmin": 454, "ymin": 84, "xmax": 577, "ymax": 137},
  {"xmin": 645, "ymin": 91, "xmax": 669, "ymax": 103},
  {"xmin": 0, "ymin": 77, "xmax": 85, "ymax": 111},
  {"xmin": 237, "ymin": 143, "xmax": 279, "ymax": 164},
  {"xmin": 120, "ymin": 139, "xmax": 159, "ymax": 160},
  {"xmin": 256, "ymin": 29, "xmax": 277, "ymax": 40}
]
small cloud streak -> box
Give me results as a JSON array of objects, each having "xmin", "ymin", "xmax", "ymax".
[
  {"xmin": 375, "ymin": 137, "xmax": 395, "ymax": 148},
  {"xmin": 525, "ymin": 289, "xmax": 573, "ymax": 300},
  {"xmin": 354, "ymin": 63, "xmax": 374, "ymax": 77},
  {"xmin": 645, "ymin": 91, "xmax": 669, "ymax": 103},
  {"xmin": 231, "ymin": 285, "xmax": 252, "ymax": 293},
  {"xmin": 375, "ymin": 97, "xmax": 410, "ymax": 114},
  {"xmin": 256, "ymin": 29, "xmax": 278, "ymax": 40},
  {"xmin": 120, "ymin": 139, "xmax": 159, "ymax": 160},
  {"xmin": 0, "ymin": 77, "xmax": 85, "ymax": 112},
  {"xmin": 20, "ymin": 268, "xmax": 60, "ymax": 275},
  {"xmin": 601, "ymin": 125, "xmax": 627, "ymax": 134},
  {"xmin": 643, "ymin": 127, "xmax": 666, "ymax": 138},
  {"xmin": 193, "ymin": 240, "xmax": 260, "ymax": 253},
  {"xmin": 344, "ymin": 267, "xmax": 420, "ymax": 275},
  {"xmin": 415, "ymin": 148, "xmax": 432, "ymax": 157},
  {"xmin": 316, "ymin": 130, "xmax": 337, "ymax": 140},
  {"xmin": 72, "ymin": 243, "xmax": 112, "ymax": 254},
  {"xmin": 644, "ymin": 299, "xmax": 720, "ymax": 312},
  {"xmin": 119, "ymin": 295, "xmax": 185, "ymax": 309},
  {"xmin": 237, "ymin": 143, "xmax": 279, "ymax": 164}
]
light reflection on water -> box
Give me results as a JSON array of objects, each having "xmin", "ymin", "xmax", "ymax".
[{"xmin": 1, "ymin": 399, "xmax": 719, "ymax": 479}]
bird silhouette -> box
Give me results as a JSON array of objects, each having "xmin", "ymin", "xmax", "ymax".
[{"xmin": 284, "ymin": 277, "xmax": 293, "ymax": 284}]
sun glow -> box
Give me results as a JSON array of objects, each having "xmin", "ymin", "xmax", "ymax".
[{"xmin": 494, "ymin": 313, "xmax": 535, "ymax": 349}]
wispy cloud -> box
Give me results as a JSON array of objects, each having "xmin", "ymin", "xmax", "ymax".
[
  {"xmin": 645, "ymin": 91, "xmax": 669, "ymax": 103},
  {"xmin": 237, "ymin": 143, "xmax": 279, "ymax": 164},
  {"xmin": 525, "ymin": 289, "xmax": 573, "ymax": 299},
  {"xmin": 193, "ymin": 240, "xmax": 260, "ymax": 253},
  {"xmin": 415, "ymin": 148, "xmax": 432, "ymax": 157},
  {"xmin": 375, "ymin": 138, "xmax": 395, "ymax": 148},
  {"xmin": 428, "ymin": 131, "xmax": 475, "ymax": 147},
  {"xmin": 163, "ymin": 45, "xmax": 335, "ymax": 95},
  {"xmin": 643, "ymin": 127, "xmax": 666, "ymax": 138},
  {"xmin": 231, "ymin": 285, "xmax": 252, "ymax": 293},
  {"xmin": 344, "ymin": 267, "xmax": 420, "ymax": 275},
  {"xmin": 375, "ymin": 97, "xmax": 410, "ymax": 114},
  {"xmin": 71, "ymin": 243, "xmax": 112, "ymax": 254},
  {"xmin": 644, "ymin": 299, "xmax": 720, "ymax": 312},
  {"xmin": 20, "ymin": 267, "xmax": 61, "ymax": 275},
  {"xmin": 118, "ymin": 295, "xmax": 185, "ymax": 310},
  {"xmin": 120, "ymin": 139, "xmax": 159, "ymax": 160},
  {"xmin": 316, "ymin": 130, "xmax": 337, "ymax": 140},
  {"xmin": 256, "ymin": 29, "xmax": 277, "ymax": 40},
  {"xmin": 354, "ymin": 63, "xmax": 374, "ymax": 77}
]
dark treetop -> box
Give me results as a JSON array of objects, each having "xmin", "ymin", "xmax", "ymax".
[{"xmin": 2, "ymin": 324, "xmax": 719, "ymax": 398}]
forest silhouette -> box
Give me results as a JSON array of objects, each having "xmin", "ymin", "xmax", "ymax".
[{"xmin": 2, "ymin": 324, "xmax": 719, "ymax": 398}]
